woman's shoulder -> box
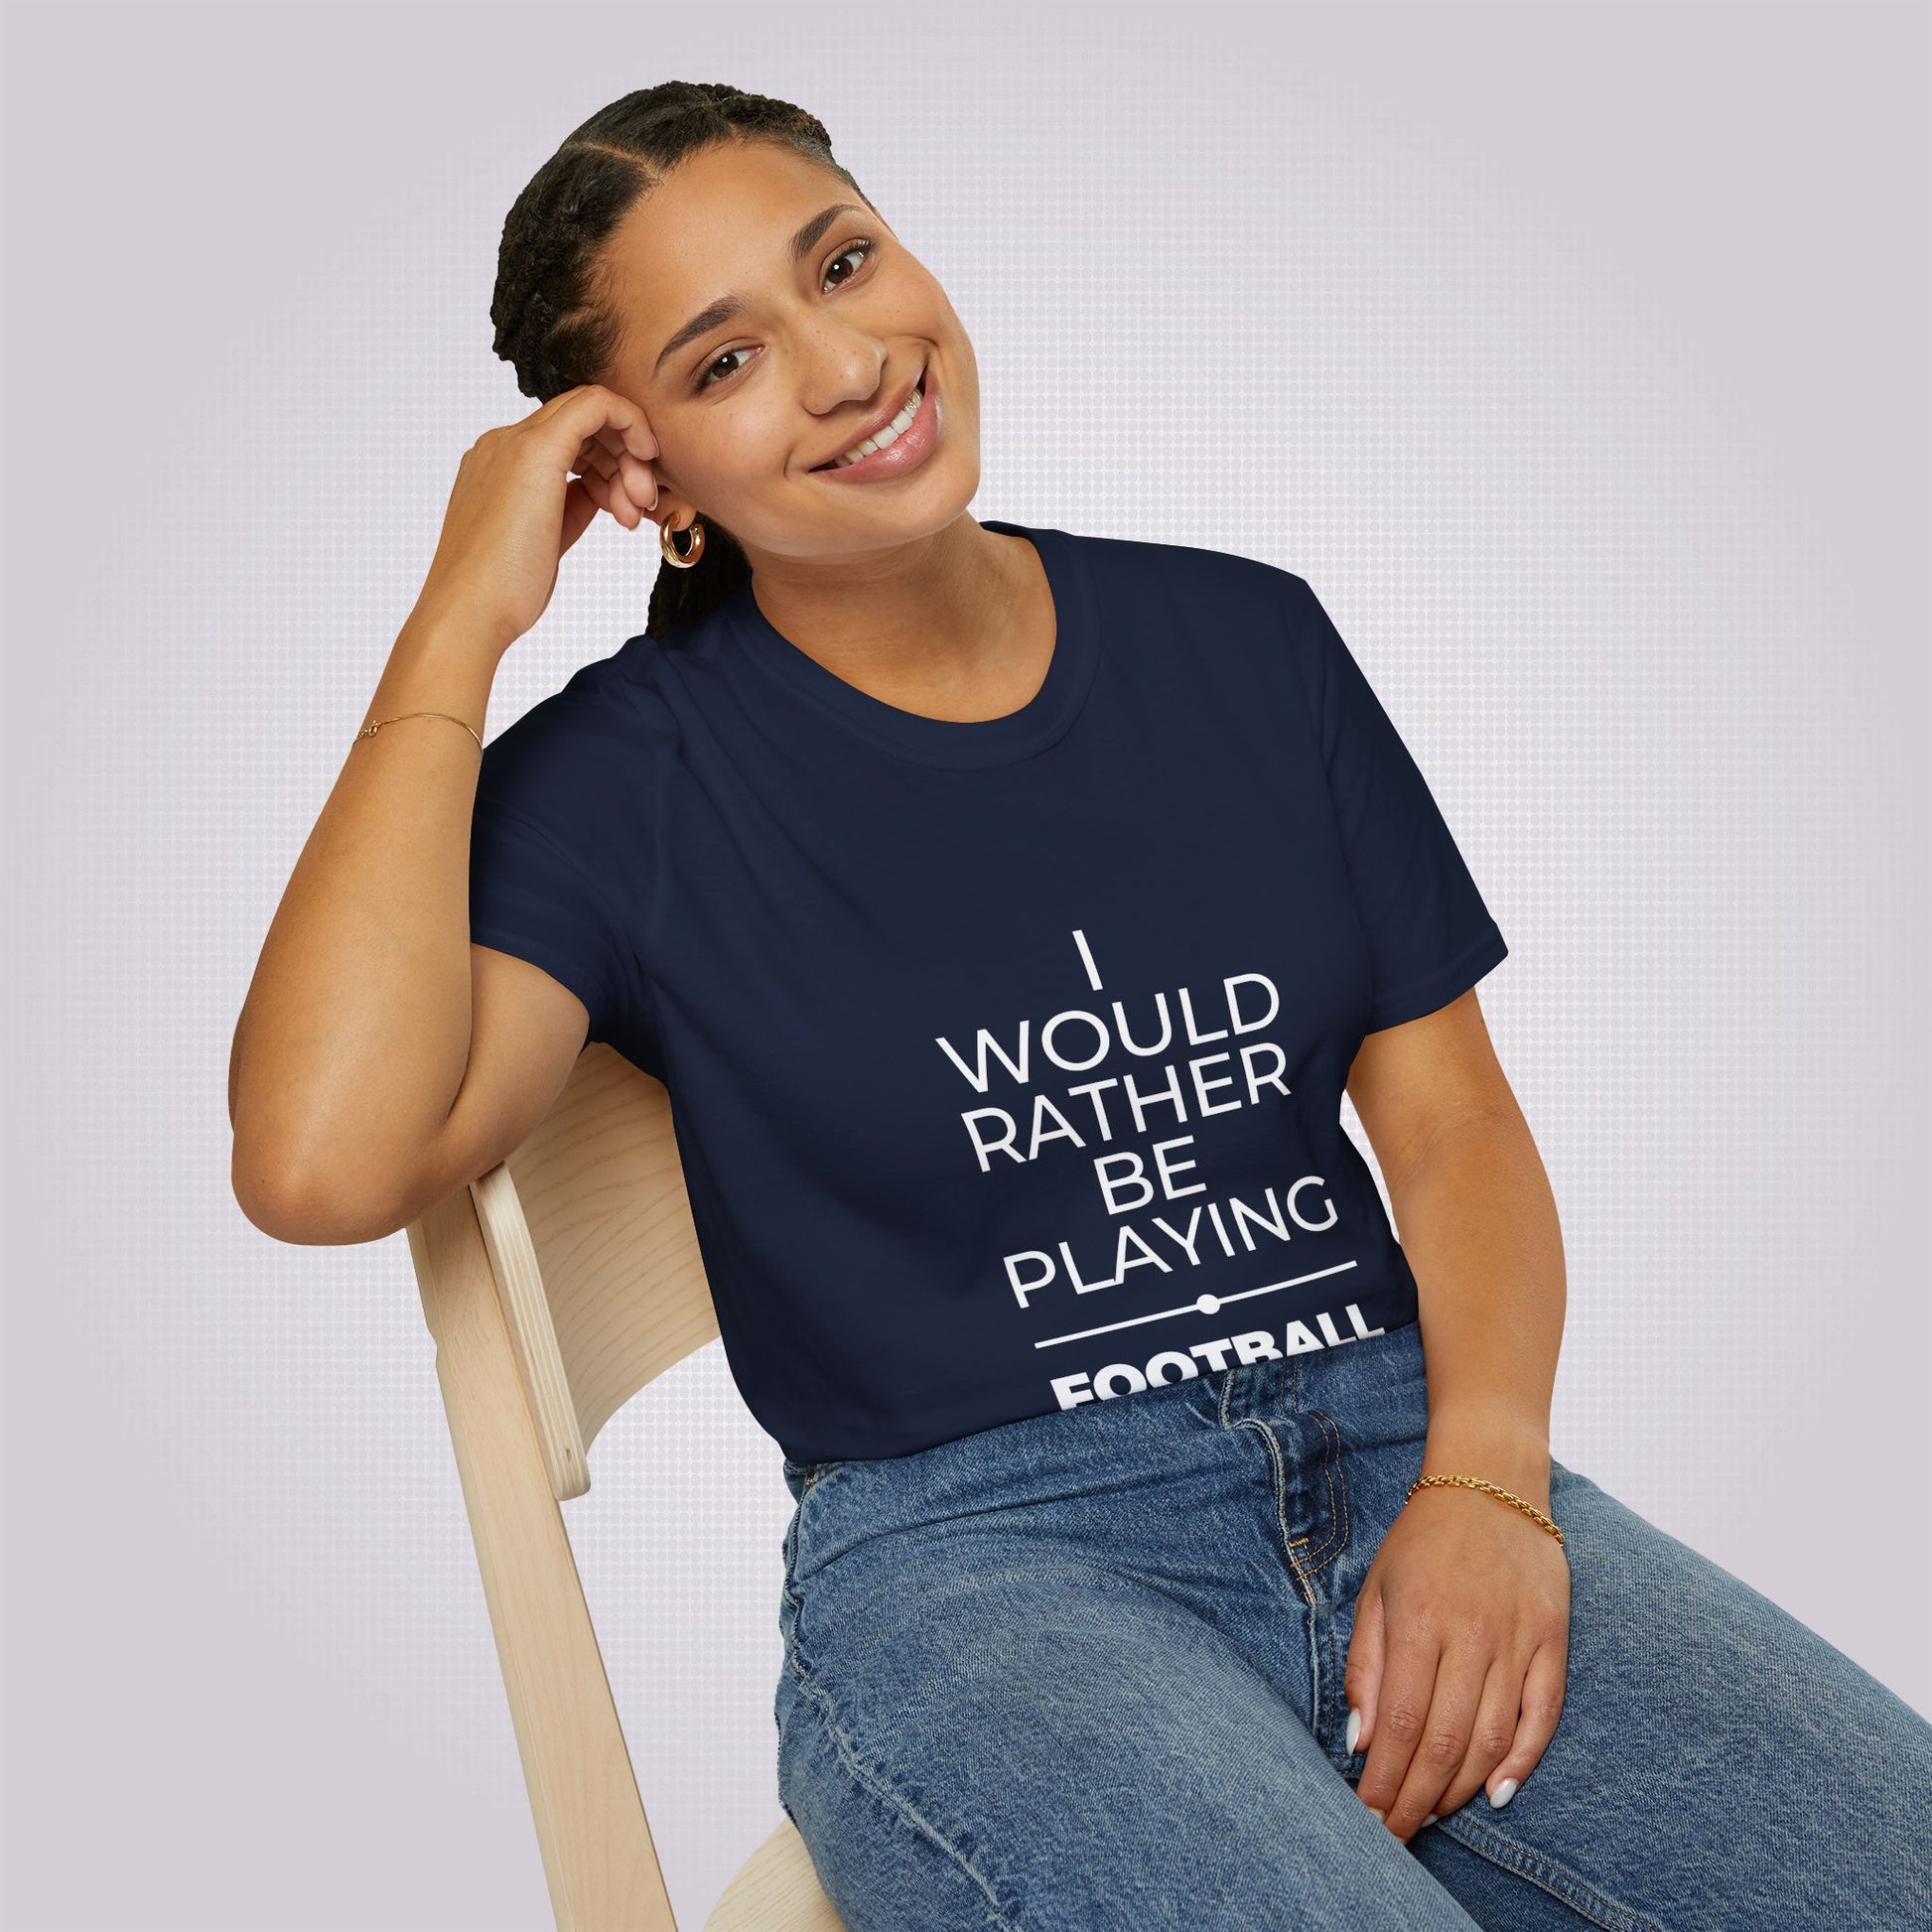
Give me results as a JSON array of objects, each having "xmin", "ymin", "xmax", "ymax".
[
  {"xmin": 478, "ymin": 628, "xmax": 685, "ymax": 807},
  {"xmin": 1050, "ymin": 527, "xmax": 1316, "ymax": 660},
  {"xmin": 1057, "ymin": 524, "xmax": 1309, "ymax": 604}
]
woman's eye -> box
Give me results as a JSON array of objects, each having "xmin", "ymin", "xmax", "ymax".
[
  {"xmin": 696, "ymin": 345, "xmax": 753, "ymax": 390},
  {"xmin": 823, "ymin": 237, "xmax": 876, "ymax": 291},
  {"xmin": 694, "ymin": 240, "xmax": 877, "ymax": 390}
]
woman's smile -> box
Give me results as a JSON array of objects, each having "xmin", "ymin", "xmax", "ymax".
[{"xmin": 807, "ymin": 360, "xmax": 940, "ymax": 483}]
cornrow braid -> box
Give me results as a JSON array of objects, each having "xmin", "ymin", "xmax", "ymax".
[{"xmin": 490, "ymin": 81, "xmax": 872, "ymax": 637}]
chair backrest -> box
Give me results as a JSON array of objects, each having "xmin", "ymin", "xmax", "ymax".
[
  {"xmin": 462, "ymin": 1041, "xmax": 720, "ymax": 1500},
  {"xmin": 405, "ymin": 1043, "xmax": 844, "ymax": 1932}
]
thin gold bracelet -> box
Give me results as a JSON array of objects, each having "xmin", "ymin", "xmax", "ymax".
[
  {"xmin": 1407, "ymin": 1473, "xmax": 1565, "ymax": 1547},
  {"xmin": 354, "ymin": 711, "xmax": 483, "ymax": 753}
]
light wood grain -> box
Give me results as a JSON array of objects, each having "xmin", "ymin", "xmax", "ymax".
[{"xmin": 406, "ymin": 1043, "xmax": 848, "ymax": 1930}]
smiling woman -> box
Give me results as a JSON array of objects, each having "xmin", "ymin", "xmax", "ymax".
[
  {"xmin": 231, "ymin": 72, "xmax": 1932, "ymax": 1932},
  {"xmin": 490, "ymin": 83, "xmax": 986, "ymax": 648}
]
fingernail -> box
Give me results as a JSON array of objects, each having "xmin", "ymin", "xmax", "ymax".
[
  {"xmin": 1344, "ymin": 1707, "xmax": 1361, "ymax": 1754},
  {"xmin": 1423, "ymin": 1813, "xmax": 1440, "ymax": 1826},
  {"xmin": 1487, "ymin": 1777, "xmax": 1518, "ymax": 1809},
  {"xmin": 1368, "ymin": 1807, "xmax": 1385, "ymax": 1823}
]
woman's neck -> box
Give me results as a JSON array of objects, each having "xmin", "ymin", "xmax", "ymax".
[{"xmin": 742, "ymin": 518, "xmax": 1054, "ymax": 723}]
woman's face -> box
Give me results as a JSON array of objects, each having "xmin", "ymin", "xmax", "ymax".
[{"xmin": 597, "ymin": 139, "xmax": 982, "ymax": 566}]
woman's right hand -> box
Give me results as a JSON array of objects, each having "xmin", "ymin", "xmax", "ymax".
[{"xmin": 412, "ymin": 383, "xmax": 661, "ymax": 658}]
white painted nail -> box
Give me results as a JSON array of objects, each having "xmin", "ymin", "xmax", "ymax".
[
  {"xmin": 1487, "ymin": 1777, "xmax": 1519, "ymax": 1809},
  {"xmin": 1344, "ymin": 1707, "xmax": 1362, "ymax": 1754},
  {"xmin": 1423, "ymin": 1813, "xmax": 1440, "ymax": 1826},
  {"xmin": 1368, "ymin": 1807, "xmax": 1386, "ymax": 1823}
]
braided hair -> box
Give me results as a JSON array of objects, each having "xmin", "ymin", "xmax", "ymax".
[{"xmin": 491, "ymin": 82, "xmax": 872, "ymax": 637}]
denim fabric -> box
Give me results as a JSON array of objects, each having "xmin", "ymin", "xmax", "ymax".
[{"xmin": 773, "ymin": 1318, "xmax": 1932, "ymax": 1929}]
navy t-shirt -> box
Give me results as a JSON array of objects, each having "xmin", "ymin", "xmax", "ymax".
[{"xmin": 468, "ymin": 521, "xmax": 1507, "ymax": 1463}]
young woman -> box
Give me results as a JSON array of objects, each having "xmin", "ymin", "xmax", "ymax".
[{"xmin": 229, "ymin": 81, "xmax": 1932, "ymax": 1931}]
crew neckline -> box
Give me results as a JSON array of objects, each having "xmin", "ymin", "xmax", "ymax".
[{"xmin": 721, "ymin": 519, "xmax": 1100, "ymax": 769}]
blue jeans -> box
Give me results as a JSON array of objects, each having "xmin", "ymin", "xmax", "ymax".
[{"xmin": 774, "ymin": 1318, "xmax": 1932, "ymax": 1929}]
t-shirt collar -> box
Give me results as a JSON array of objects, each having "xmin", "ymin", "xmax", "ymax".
[{"xmin": 720, "ymin": 519, "xmax": 1100, "ymax": 770}]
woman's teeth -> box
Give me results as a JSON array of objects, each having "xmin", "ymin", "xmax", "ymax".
[{"xmin": 824, "ymin": 376, "xmax": 924, "ymax": 469}]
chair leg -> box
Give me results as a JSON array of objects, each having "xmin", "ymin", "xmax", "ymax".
[{"xmin": 411, "ymin": 1189, "xmax": 678, "ymax": 1932}]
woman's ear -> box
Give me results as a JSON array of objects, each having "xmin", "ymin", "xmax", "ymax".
[{"xmin": 644, "ymin": 484, "xmax": 697, "ymax": 531}]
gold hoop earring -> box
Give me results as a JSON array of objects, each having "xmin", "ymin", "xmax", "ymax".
[{"xmin": 659, "ymin": 517, "xmax": 705, "ymax": 569}]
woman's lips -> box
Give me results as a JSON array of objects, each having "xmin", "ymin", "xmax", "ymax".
[{"xmin": 808, "ymin": 363, "xmax": 940, "ymax": 483}]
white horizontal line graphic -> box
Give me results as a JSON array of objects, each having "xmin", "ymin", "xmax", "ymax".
[{"xmin": 1032, "ymin": 1260, "xmax": 1361, "ymax": 1349}]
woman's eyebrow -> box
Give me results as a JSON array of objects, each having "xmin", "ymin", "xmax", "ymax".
[{"xmin": 651, "ymin": 202, "xmax": 871, "ymax": 376}]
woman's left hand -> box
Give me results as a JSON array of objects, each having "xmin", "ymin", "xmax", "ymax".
[{"xmin": 1343, "ymin": 1477, "xmax": 1572, "ymax": 1839}]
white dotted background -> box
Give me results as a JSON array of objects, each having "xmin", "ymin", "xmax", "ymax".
[{"xmin": 5, "ymin": 4, "xmax": 1926, "ymax": 1928}]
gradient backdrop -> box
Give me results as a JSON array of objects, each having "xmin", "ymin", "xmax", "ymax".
[{"xmin": 4, "ymin": 4, "xmax": 1927, "ymax": 1928}]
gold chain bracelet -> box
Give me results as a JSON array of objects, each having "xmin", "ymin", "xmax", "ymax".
[
  {"xmin": 1407, "ymin": 1473, "xmax": 1565, "ymax": 1547},
  {"xmin": 354, "ymin": 711, "xmax": 483, "ymax": 752}
]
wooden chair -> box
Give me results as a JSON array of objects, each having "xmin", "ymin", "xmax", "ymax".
[{"xmin": 403, "ymin": 1041, "xmax": 848, "ymax": 1932}]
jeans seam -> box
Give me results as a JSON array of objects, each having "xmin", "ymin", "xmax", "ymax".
[
  {"xmin": 788, "ymin": 1652, "xmax": 1027, "ymax": 1932},
  {"xmin": 780, "ymin": 1578, "xmax": 808, "ymax": 1684},
  {"xmin": 1434, "ymin": 1812, "xmax": 1670, "ymax": 1932},
  {"xmin": 1242, "ymin": 1411, "xmax": 1349, "ymax": 1578},
  {"xmin": 1236, "ymin": 1413, "xmax": 1336, "ymax": 1770},
  {"xmin": 1298, "ymin": 1404, "xmax": 1361, "ymax": 1759},
  {"xmin": 780, "ymin": 1495, "xmax": 810, "ymax": 1681},
  {"xmin": 1290, "ymin": 1403, "xmax": 1353, "ymax": 1762},
  {"xmin": 1290, "ymin": 1404, "xmax": 1351, "ymax": 1577},
  {"xmin": 1235, "ymin": 1418, "xmax": 1322, "ymax": 1592}
]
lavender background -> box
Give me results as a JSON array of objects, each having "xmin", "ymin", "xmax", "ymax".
[{"xmin": 4, "ymin": 4, "xmax": 1926, "ymax": 1927}]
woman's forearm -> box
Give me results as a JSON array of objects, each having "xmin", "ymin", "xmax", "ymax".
[{"xmin": 1379, "ymin": 1109, "xmax": 1567, "ymax": 1511}]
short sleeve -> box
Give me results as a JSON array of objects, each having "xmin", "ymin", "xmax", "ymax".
[
  {"xmin": 469, "ymin": 790, "xmax": 628, "ymax": 1043},
  {"xmin": 467, "ymin": 677, "xmax": 640, "ymax": 1047},
  {"xmin": 1283, "ymin": 573, "xmax": 1509, "ymax": 1033}
]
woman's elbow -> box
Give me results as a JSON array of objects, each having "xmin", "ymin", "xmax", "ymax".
[{"xmin": 230, "ymin": 1138, "xmax": 414, "ymax": 1247}]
